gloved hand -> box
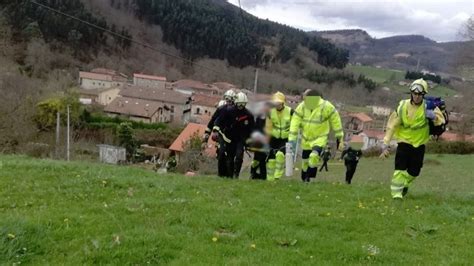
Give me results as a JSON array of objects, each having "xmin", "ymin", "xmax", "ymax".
[
  {"xmin": 288, "ymin": 141, "xmax": 296, "ymax": 153},
  {"xmin": 426, "ymin": 109, "xmax": 436, "ymax": 120},
  {"xmin": 379, "ymin": 144, "xmax": 390, "ymax": 158},
  {"xmin": 211, "ymin": 132, "xmax": 219, "ymax": 142}
]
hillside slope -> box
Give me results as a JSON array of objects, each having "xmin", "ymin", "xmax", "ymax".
[{"xmin": 1, "ymin": 155, "xmax": 473, "ymax": 264}]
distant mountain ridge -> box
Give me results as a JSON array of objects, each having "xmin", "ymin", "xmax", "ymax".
[{"xmin": 310, "ymin": 29, "xmax": 464, "ymax": 73}]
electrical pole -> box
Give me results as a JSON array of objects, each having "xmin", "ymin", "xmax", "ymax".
[
  {"xmin": 253, "ymin": 68, "xmax": 259, "ymax": 94},
  {"xmin": 67, "ymin": 105, "xmax": 70, "ymax": 161},
  {"xmin": 55, "ymin": 112, "xmax": 60, "ymax": 159}
]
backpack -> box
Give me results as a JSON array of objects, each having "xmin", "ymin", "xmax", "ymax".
[{"xmin": 425, "ymin": 96, "xmax": 449, "ymax": 138}]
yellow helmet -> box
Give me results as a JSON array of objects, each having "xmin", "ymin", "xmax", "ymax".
[
  {"xmin": 409, "ymin": 79, "xmax": 429, "ymax": 94},
  {"xmin": 272, "ymin": 91, "xmax": 286, "ymax": 104}
]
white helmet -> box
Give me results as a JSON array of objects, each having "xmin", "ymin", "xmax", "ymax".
[
  {"xmin": 234, "ymin": 92, "xmax": 248, "ymax": 105},
  {"xmin": 223, "ymin": 89, "xmax": 236, "ymax": 102},
  {"xmin": 217, "ymin": 100, "xmax": 226, "ymax": 107}
]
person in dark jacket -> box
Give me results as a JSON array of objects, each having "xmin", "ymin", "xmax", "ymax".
[
  {"xmin": 250, "ymin": 105, "xmax": 268, "ymax": 180},
  {"xmin": 213, "ymin": 92, "xmax": 255, "ymax": 178},
  {"xmin": 340, "ymin": 146, "xmax": 362, "ymax": 184}
]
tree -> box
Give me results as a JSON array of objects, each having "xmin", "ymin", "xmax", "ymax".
[{"xmin": 117, "ymin": 122, "xmax": 137, "ymax": 161}]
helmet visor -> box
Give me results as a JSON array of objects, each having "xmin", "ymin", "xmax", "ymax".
[
  {"xmin": 236, "ymin": 102, "xmax": 246, "ymax": 108},
  {"xmin": 410, "ymin": 84, "xmax": 426, "ymax": 94}
]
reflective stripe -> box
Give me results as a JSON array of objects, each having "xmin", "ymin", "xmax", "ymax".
[
  {"xmin": 294, "ymin": 111, "xmax": 303, "ymax": 118},
  {"xmin": 391, "ymin": 185, "xmax": 404, "ymax": 191},
  {"xmin": 302, "ymin": 133, "xmax": 328, "ymax": 141}
]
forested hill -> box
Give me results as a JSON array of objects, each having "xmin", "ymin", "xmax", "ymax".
[{"xmin": 110, "ymin": 0, "xmax": 348, "ymax": 68}]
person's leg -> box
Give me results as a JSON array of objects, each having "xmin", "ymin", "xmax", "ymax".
[
  {"xmin": 346, "ymin": 161, "xmax": 357, "ymax": 184},
  {"xmin": 217, "ymin": 137, "xmax": 227, "ymax": 177},
  {"xmin": 403, "ymin": 144, "xmax": 425, "ymax": 196},
  {"xmin": 266, "ymin": 138, "xmax": 278, "ymax": 181},
  {"xmin": 274, "ymin": 151, "xmax": 285, "ymax": 180},
  {"xmin": 307, "ymin": 146, "xmax": 322, "ymax": 179},
  {"xmin": 225, "ymin": 142, "xmax": 236, "ymax": 178},
  {"xmin": 233, "ymin": 140, "xmax": 245, "ymax": 178},
  {"xmin": 391, "ymin": 143, "xmax": 411, "ymax": 199},
  {"xmin": 301, "ymin": 150, "xmax": 311, "ymax": 182},
  {"xmin": 258, "ymin": 152, "xmax": 267, "ymax": 180},
  {"xmin": 250, "ymin": 156, "xmax": 260, "ymax": 179}
]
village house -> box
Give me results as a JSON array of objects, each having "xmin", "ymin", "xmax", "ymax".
[
  {"xmin": 79, "ymin": 68, "xmax": 128, "ymax": 90},
  {"xmin": 169, "ymin": 123, "xmax": 216, "ymax": 163},
  {"xmin": 212, "ymin": 82, "xmax": 238, "ymax": 95},
  {"xmin": 133, "ymin": 73, "xmax": 167, "ymax": 90},
  {"xmin": 190, "ymin": 94, "xmax": 220, "ymax": 124},
  {"xmin": 79, "ymin": 87, "xmax": 121, "ymax": 106},
  {"xmin": 169, "ymin": 79, "xmax": 220, "ymax": 96},
  {"xmin": 104, "ymin": 97, "xmax": 171, "ymax": 123},
  {"xmin": 343, "ymin": 112, "xmax": 374, "ymax": 132},
  {"xmin": 370, "ymin": 105, "xmax": 392, "ymax": 117},
  {"xmin": 119, "ymin": 84, "xmax": 192, "ymax": 124}
]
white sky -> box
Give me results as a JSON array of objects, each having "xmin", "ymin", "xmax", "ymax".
[{"xmin": 228, "ymin": 0, "xmax": 474, "ymax": 42}]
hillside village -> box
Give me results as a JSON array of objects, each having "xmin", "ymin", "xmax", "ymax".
[{"xmin": 76, "ymin": 67, "xmax": 473, "ymax": 166}]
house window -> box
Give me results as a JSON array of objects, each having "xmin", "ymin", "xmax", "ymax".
[
  {"xmin": 170, "ymin": 106, "xmax": 175, "ymax": 113},
  {"xmin": 196, "ymin": 107, "xmax": 201, "ymax": 114}
]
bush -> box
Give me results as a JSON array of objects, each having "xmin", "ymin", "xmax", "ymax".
[
  {"xmin": 175, "ymin": 134, "xmax": 217, "ymax": 175},
  {"xmin": 426, "ymin": 141, "xmax": 474, "ymax": 154}
]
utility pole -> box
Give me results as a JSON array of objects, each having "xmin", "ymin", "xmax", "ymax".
[
  {"xmin": 253, "ymin": 68, "xmax": 259, "ymax": 94},
  {"xmin": 55, "ymin": 112, "xmax": 60, "ymax": 159},
  {"xmin": 67, "ymin": 105, "xmax": 70, "ymax": 161}
]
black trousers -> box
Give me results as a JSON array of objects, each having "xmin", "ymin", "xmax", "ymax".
[
  {"xmin": 344, "ymin": 160, "xmax": 358, "ymax": 184},
  {"xmin": 301, "ymin": 148, "xmax": 322, "ymax": 182},
  {"xmin": 267, "ymin": 137, "xmax": 288, "ymax": 160},
  {"xmin": 320, "ymin": 159, "xmax": 329, "ymax": 172},
  {"xmin": 218, "ymin": 139, "xmax": 245, "ymax": 178},
  {"xmin": 395, "ymin": 143, "xmax": 425, "ymax": 177},
  {"xmin": 217, "ymin": 136, "xmax": 228, "ymax": 177},
  {"xmin": 251, "ymin": 151, "xmax": 267, "ymax": 180}
]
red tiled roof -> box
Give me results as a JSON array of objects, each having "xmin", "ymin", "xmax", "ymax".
[
  {"xmin": 213, "ymin": 82, "xmax": 238, "ymax": 91},
  {"xmin": 348, "ymin": 112, "xmax": 373, "ymax": 123},
  {"xmin": 173, "ymin": 79, "xmax": 208, "ymax": 90},
  {"xmin": 134, "ymin": 73, "xmax": 167, "ymax": 82},
  {"xmin": 119, "ymin": 84, "xmax": 191, "ymax": 104},
  {"xmin": 104, "ymin": 97, "xmax": 164, "ymax": 118},
  {"xmin": 193, "ymin": 94, "xmax": 221, "ymax": 107},
  {"xmin": 169, "ymin": 123, "xmax": 216, "ymax": 156}
]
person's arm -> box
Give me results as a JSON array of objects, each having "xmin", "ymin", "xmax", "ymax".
[
  {"xmin": 265, "ymin": 115, "xmax": 272, "ymax": 136},
  {"xmin": 383, "ymin": 110, "xmax": 401, "ymax": 145},
  {"xmin": 288, "ymin": 104, "xmax": 303, "ymax": 143},
  {"xmin": 432, "ymin": 107, "xmax": 446, "ymax": 126},
  {"xmin": 327, "ymin": 103, "xmax": 344, "ymax": 149},
  {"xmin": 207, "ymin": 106, "xmax": 222, "ymax": 133},
  {"xmin": 340, "ymin": 149, "xmax": 347, "ymax": 160},
  {"xmin": 213, "ymin": 107, "xmax": 231, "ymax": 143}
]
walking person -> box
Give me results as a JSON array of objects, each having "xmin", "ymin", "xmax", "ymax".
[
  {"xmin": 319, "ymin": 146, "xmax": 332, "ymax": 172},
  {"xmin": 340, "ymin": 146, "xmax": 362, "ymax": 184}
]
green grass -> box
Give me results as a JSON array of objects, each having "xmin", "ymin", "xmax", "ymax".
[
  {"xmin": 346, "ymin": 65, "xmax": 405, "ymax": 83},
  {"xmin": 347, "ymin": 65, "xmax": 458, "ymax": 98},
  {"xmin": 1, "ymin": 154, "xmax": 473, "ymax": 264}
]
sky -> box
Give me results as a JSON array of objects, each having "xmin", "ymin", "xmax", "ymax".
[{"xmin": 227, "ymin": 0, "xmax": 473, "ymax": 42}]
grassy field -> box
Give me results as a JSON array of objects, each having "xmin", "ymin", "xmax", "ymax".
[
  {"xmin": 346, "ymin": 65, "xmax": 458, "ymax": 97},
  {"xmin": 1, "ymin": 154, "xmax": 473, "ymax": 265},
  {"xmin": 346, "ymin": 65, "xmax": 405, "ymax": 83}
]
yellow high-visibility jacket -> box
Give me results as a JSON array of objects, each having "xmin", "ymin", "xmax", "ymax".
[
  {"xmin": 265, "ymin": 105, "xmax": 293, "ymax": 140},
  {"xmin": 289, "ymin": 99, "xmax": 343, "ymax": 150},
  {"xmin": 383, "ymin": 99, "xmax": 445, "ymax": 147}
]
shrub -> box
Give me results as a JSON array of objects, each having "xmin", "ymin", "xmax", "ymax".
[{"xmin": 426, "ymin": 141, "xmax": 474, "ymax": 154}]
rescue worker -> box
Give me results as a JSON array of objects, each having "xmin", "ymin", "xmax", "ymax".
[
  {"xmin": 213, "ymin": 92, "xmax": 255, "ymax": 178},
  {"xmin": 380, "ymin": 79, "xmax": 445, "ymax": 199},
  {"xmin": 340, "ymin": 146, "xmax": 362, "ymax": 184},
  {"xmin": 288, "ymin": 89, "xmax": 344, "ymax": 182},
  {"xmin": 265, "ymin": 92, "xmax": 294, "ymax": 181},
  {"xmin": 203, "ymin": 89, "xmax": 236, "ymax": 143},
  {"xmin": 319, "ymin": 146, "xmax": 332, "ymax": 172},
  {"xmin": 250, "ymin": 102, "xmax": 269, "ymax": 180}
]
